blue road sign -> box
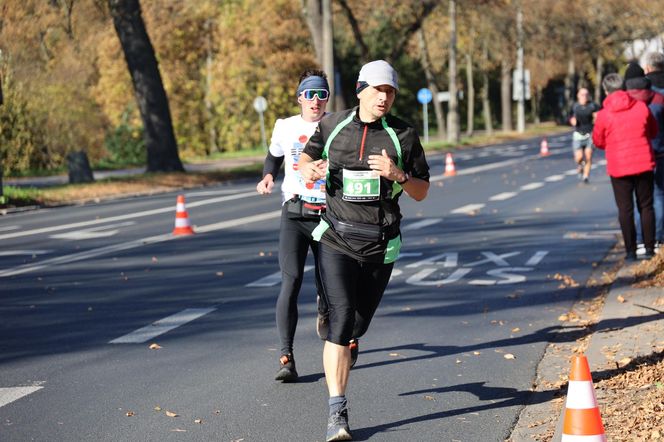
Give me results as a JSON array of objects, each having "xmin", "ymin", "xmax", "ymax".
[{"xmin": 417, "ymin": 88, "xmax": 433, "ymax": 104}]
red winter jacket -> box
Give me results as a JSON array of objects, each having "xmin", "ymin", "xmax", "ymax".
[{"xmin": 593, "ymin": 90, "xmax": 658, "ymax": 177}]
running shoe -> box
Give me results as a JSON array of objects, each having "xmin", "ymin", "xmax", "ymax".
[
  {"xmin": 582, "ymin": 177, "xmax": 589, "ymax": 184},
  {"xmin": 275, "ymin": 354, "xmax": 298, "ymax": 382},
  {"xmin": 636, "ymin": 243, "xmax": 646, "ymax": 256},
  {"xmin": 317, "ymin": 295, "xmax": 329, "ymax": 341},
  {"xmin": 626, "ymin": 252, "xmax": 638, "ymax": 262},
  {"xmin": 644, "ymin": 249, "xmax": 656, "ymax": 259},
  {"xmin": 349, "ymin": 339, "xmax": 359, "ymax": 368},
  {"xmin": 326, "ymin": 406, "xmax": 352, "ymax": 441}
]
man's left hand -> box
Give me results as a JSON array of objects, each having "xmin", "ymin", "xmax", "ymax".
[{"xmin": 368, "ymin": 149, "xmax": 406, "ymax": 182}]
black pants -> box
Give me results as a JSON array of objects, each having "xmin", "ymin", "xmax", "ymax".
[
  {"xmin": 276, "ymin": 204, "xmax": 325, "ymax": 355},
  {"xmin": 317, "ymin": 242, "xmax": 393, "ymax": 345},
  {"xmin": 610, "ymin": 171, "xmax": 655, "ymax": 255}
]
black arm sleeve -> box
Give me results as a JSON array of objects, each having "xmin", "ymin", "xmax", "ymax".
[{"xmin": 262, "ymin": 152, "xmax": 284, "ymax": 179}]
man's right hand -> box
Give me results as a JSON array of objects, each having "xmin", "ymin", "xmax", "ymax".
[{"xmin": 256, "ymin": 175, "xmax": 275, "ymax": 195}]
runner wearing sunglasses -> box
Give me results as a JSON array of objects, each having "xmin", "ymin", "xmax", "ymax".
[
  {"xmin": 299, "ymin": 60, "xmax": 430, "ymax": 441},
  {"xmin": 256, "ymin": 69, "xmax": 331, "ymax": 382}
]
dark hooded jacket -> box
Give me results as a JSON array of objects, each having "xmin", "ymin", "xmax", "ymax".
[
  {"xmin": 646, "ymin": 70, "xmax": 664, "ymax": 95},
  {"xmin": 626, "ymin": 77, "xmax": 664, "ymax": 155}
]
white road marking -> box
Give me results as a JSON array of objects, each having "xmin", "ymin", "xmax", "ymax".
[
  {"xmin": 544, "ymin": 175, "xmax": 565, "ymax": 182},
  {"xmin": 465, "ymin": 251, "xmax": 520, "ymax": 267},
  {"xmin": 109, "ymin": 308, "xmax": 216, "ymax": 344},
  {"xmin": 0, "ymin": 191, "xmax": 258, "ymax": 241},
  {"xmin": 430, "ymin": 152, "xmax": 552, "ymax": 183},
  {"xmin": 406, "ymin": 268, "xmax": 472, "ymax": 286},
  {"xmin": 396, "ymin": 252, "xmax": 423, "ymax": 260},
  {"xmin": 520, "ymin": 182, "xmax": 544, "ymax": 191},
  {"xmin": 525, "ymin": 251, "xmax": 549, "ymax": 266},
  {"xmin": 49, "ymin": 221, "xmax": 135, "ymax": 240},
  {"xmin": 402, "ymin": 218, "xmax": 443, "ymax": 231},
  {"xmin": 565, "ymin": 169, "xmax": 579, "ymax": 176},
  {"xmin": 0, "ymin": 225, "xmax": 20, "ymax": 232},
  {"xmin": 564, "ymin": 230, "xmax": 620, "ymax": 240},
  {"xmin": 246, "ymin": 265, "xmax": 314, "ymax": 287},
  {"xmin": 451, "ymin": 204, "xmax": 485, "ymax": 215},
  {"xmin": 407, "ymin": 252, "xmax": 458, "ymax": 268},
  {"xmin": 0, "ymin": 250, "xmax": 51, "ymax": 257},
  {"xmin": 489, "ymin": 192, "xmax": 518, "ymax": 201},
  {"xmin": 0, "ymin": 210, "xmax": 282, "ymax": 278},
  {"xmin": 0, "ymin": 386, "xmax": 43, "ymax": 409}
]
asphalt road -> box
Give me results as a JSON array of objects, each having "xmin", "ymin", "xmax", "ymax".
[{"xmin": 0, "ymin": 133, "xmax": 620, "ymax": 441}]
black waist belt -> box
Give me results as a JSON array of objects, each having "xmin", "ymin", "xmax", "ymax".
[
  {"xmin": 324, "ymin": 213, "xmax": 398, "ymax": 242},
  {"xmin": 286, "ymin": 197, "xmax": 325, "ymax": 219}
]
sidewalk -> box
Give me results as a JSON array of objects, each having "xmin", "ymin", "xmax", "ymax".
[
  {"xmin": 511, "ymin": 248, "xmax": 664, "ymax": 441},
  {"xmin": 3, "ymin": 156, "xmax": 265, "ymax": 188}
]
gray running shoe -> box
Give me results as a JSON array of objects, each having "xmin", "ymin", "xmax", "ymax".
[
  {"xmin": 317, "ymin": 295, "xmax": 329, "ymax": 341},
  {"xmin": 326, "ymin": 407, "xmax": 352, "ymax": 441},
  {"xmin": 275, "ymin": 354, "xmax": 298, "ymax": 382}
]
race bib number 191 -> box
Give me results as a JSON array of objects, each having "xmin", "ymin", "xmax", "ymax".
[{"xmin": 342, "ymin": 169, "xmax": 380, "ymax": 202}]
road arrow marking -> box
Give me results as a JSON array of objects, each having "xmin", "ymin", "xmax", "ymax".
[
  {"xmin": 109, "ymin": 308, "xmax": 216, "ymax": 344},
  {"xmin": 49, "ymin": 221, "xmax": 135, "ymax": 240}
]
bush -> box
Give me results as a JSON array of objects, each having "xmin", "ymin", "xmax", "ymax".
[{"xmin": 103, "ymin": 107, "xmax": 145, "ymax": 166}]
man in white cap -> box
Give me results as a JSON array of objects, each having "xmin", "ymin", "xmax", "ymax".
[{"xmin": 299, "ymin": 60, "xmax": 430, "ymax": 441}]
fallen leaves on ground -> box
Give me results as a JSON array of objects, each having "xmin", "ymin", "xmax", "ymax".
[
  {"xmin": 149, "ymin": 343, "xmax": 162, "ymax": 350},
  {"xmin": 504, "ymin": 353, "xmax": 516, "ymax": 360},
  {"xmin": 165, "ymin": 410, "xmax": 178, "ymax": 417},
  {"xmin": 125, "ymin": 411, "xmax": 134, "ymax": 417}
]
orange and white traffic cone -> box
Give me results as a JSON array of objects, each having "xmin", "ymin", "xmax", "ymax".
[
  {"xmin": 444, "ymin": 153, "xmax": 457, "ymax": 176},
  {"xmin": 540, "ymin": 137, "xmax": 550, "ymax": 156},
  {"xmin": 561, "ymin": 355, "xmax": 606, "ymax": 442},
  {"xmin": 173, "ymin": 195, "xmax": 195, "ymax": 236}
]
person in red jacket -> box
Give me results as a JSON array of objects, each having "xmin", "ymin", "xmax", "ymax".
[{"xmin": 593, "ymin": 73, "xmax": 659, "ymax": 260}]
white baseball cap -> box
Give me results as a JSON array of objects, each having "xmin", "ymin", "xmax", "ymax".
[{"xmin": 357, "ymin": 60, "xmax": 399, "ymax": 91}]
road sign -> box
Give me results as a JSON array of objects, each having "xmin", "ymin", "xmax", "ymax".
[
  {"xmin": 253, "ymin": 96, "xmax": 268, "ymax": 150},
  {"xmin": 417, "ymin": 88, "xmax": 433, "ymax": 104},
  {"xmin": 417, "ymin": 89, "xmax": 432, "ymax": 143},
  {"xmin": 253, "ymin": 96, "xmax": 268, "ymax": 113},
  {"xmin": 512, "ymin": 69, "xmax": 531, "ymax": 101}
]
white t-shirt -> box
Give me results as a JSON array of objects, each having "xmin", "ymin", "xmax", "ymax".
[{"xmin": 269, "ymin": 114, "xmax": 326, "ymax": 203}]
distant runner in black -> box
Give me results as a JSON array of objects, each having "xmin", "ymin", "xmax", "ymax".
[
  {"xmin": 299, "ymin": 60, "xmax": 430, "ymax": 441},
  {"xmin": 569, "ymin": 88, "xmax": 600, "ymax": 183}
]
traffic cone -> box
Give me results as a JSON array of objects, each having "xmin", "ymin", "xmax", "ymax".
[
  {"xmin": 540, "ymin": 137, "xmax": 550, "ymax": 156},
  {"xmin": 444, "ymin": 153, "xmax": 457, "ymax": 176},
  {"xmin": 561, "ymin": 355, "xmax": 606, "ymax": 442},
  {"xmin": 173, "ymin": 195, "xmax": 195, "ymax": 235}
]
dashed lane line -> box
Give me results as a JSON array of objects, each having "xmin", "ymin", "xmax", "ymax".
[
  {"xmin": 402, "ymin": 218, "xmax": 443, "ymax": 231},
  {"xmin": 451, "ymin": 204, "xmax": 485, "ymax": 215},
  {"xmin": 0, "ymin": 225, "xmax": 20, "ymax": 232},
  {"xmin": 0, "ymin": 191, "xmax": 258, "ymax": 241},
  {"xmin": 544, "ymin": 175, "xmax": 565, "ymax": 182},
  {"xmin": 489, "ymin": 192, "xmax": 518, "ymax": 201},
  {"xmin": 109, "ymin": 308, "xmax": 217, "ymax": 344},
  {"xmin": 246, "ymin": 265, "xmax": 314, "ymax": 287},
  {"xmin": 0, "ymin": 210, "xmax": 281, "ymax": 278},
  {"xmin": 520, "ymin": 182, "xmax": 544, "ymax": 191},
  {"xmin": 0, "ymin": 387, "xmax": 43, "ymax": 409},
  {"xmin": 0, "ymin": 250, "xmax": 52, "ymax": 257}
]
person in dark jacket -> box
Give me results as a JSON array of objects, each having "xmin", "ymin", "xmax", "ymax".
[
  {"xmin": 299, "ymin": 60, "xmax": 430, "ymax": 441},
  {"xmin": 644, "ymin": 52, "xmax": 664, "ymax": 95},
  {"xmin": 593, "ymin": 73, "xmax": 659, "ymax": 260},
  {"xmin": 624, "ymin": 62, "xmax": 664, "ymax": 249}
]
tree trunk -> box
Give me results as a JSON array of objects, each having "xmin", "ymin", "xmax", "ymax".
[
  {"xmin": 108, "ymin": 0, "xmax": 183, "ymax": 172},
  {"xmin": 500, "ymin": 58, "xmax": 512, "ymax": 132},
  {"xmin": 531, "ymin": 85, "xmax": 541, "ymax": 124},
  {"xmin": 447, "ymin": 0, "xmax": 460, "ymax": 143},
  {"xmin": 322, "ymin": 0, "xmax": 335, "ymax": 111},
  {"xmin": 417, "ymin": 29, "xmax": 445, "ymax": 140},
  {"xmin": 564, "ymin": 57, "xmax": 575, "ymax": 113},
  {"xmin": 204, "ymin": 18, "xmax": 218, "ymax": 154},
  {"xmin": 481, "ymin": 42, "xmax": 493, "ymax": 136},
  {"xmin": 595, "ymin": 54, "xmax": 604, "ymax": 103},
  {"xmin": 302, "ymin": 0, "xmax": 323, "ymax": 64},
  {"xmin": 465, "ymin": 52, "xmax": 474, "ymax": 137}
]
